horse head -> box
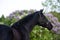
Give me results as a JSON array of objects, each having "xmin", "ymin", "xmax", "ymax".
[{"xmin": 37, "ymin": 9, "xmax": 53, "ymax": 30}]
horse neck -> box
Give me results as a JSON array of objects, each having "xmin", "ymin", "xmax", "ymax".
[
  {"xmin": 25, "ymin": 16, "xmax": 38, "ymax": 32},
  {"xmin": 22, "ymin": 14, "xmax": 39, "ymax": 32},
  {"xmin": 11, "ymin": 13, "xmax": 39, "ymax": 33}
]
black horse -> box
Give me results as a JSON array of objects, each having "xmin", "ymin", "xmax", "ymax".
[
  {"xmin": 11, "ymin": 9, "xmax": 53, "ymax": 40},
  {"xmin": 0, "ymin": 9, "xmax": 53, "ymax": 40}
]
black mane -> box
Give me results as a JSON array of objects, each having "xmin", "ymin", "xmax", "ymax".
[{"xmin": 11, "ymin": 11, "xmax": 39, "ymax": 29}]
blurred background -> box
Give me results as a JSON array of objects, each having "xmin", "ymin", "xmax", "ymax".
[{"xmin": 0, "ymin": 0, "xmax": 60, "ymax": 40}]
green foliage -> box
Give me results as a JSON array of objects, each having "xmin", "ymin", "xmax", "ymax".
[
  {"xmin": 30, "ymin": 25, "xmax": 54, "ymax": 40},
  {"xmin": 23, "ymin": 10, "xmax": 28, "ymax": 14},
  {"xmin": 51, "ymin": 11, "xmax": 60, "ymax": 22},
  {"xmin": 42, "ymin": 0, "xmax": 60, "ymax": 12},
  {"xmin": 0, "ymin": 15, "xmax": 16, "ymax": 26},
  {"xmin": 57, "ymin": 0, "xmax": 60, "ymax": 3},
  {"xmin": 0, "ymin": 15, "xmax": 5, "ymax": 22},
  {"xmin": 50, "ymin": 11, "xmax": 60, "ymax": 40}
]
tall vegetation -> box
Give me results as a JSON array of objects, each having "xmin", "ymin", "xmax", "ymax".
[{"xmin": 42, "ymin": 0, "xmax": 60, "ymax": 12}]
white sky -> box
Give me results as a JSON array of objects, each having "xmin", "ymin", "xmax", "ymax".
[{"xmin": 0, "ymin": 0, "xmax": 45, "ymax": 17}]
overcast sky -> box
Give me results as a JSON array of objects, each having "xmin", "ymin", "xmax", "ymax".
[{"xmin": 0, "ymin": 0, "xmax": 45, "ymax": 17}]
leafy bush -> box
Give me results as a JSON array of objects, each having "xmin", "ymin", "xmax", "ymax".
[
  {"xmin": 30, "ymin": 25, "xmax": 54, "ymax": 40},
  {"xmin": 51, "ymin": 11, "xmax": 60, "ymax": 22}
]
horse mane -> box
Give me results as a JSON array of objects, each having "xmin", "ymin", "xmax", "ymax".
[{"xmin": 11, "ymin": 12, "xmax": 38, "ymax": 29}]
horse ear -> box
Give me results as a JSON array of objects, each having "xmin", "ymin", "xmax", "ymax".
[{"xmin": 40, "ymin": 9, "xmax": 44, "ymax": 13}]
